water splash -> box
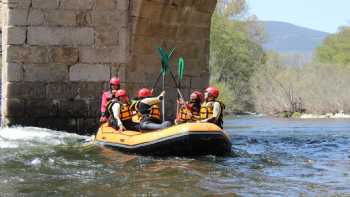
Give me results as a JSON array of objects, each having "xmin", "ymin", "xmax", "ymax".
[{"xmin": 0, "ymin": 126, "xmax": 87, "ymax": 149}]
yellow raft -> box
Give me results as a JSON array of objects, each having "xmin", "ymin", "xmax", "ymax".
[{"xmin": 94, "ymin": 123, "xmax": 232, "ymax": 156}]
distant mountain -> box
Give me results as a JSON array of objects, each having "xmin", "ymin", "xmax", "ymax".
[{"xmin": 262, "ymin": 21, "xmax": 329, "ymax": 55}]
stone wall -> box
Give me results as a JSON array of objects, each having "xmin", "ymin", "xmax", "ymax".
[{"xmin": 1, "ymin": 0, "xmax": 217, "ymax": 133}]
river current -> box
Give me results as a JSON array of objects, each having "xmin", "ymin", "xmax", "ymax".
[{"xmin": 0, "ymin": 116, "xmax": 349, "ymax": 197}]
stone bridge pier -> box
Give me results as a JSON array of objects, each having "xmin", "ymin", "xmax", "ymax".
[{"xmin": 1, "ymin": 0, "xmax": 217, "ymax": 133}]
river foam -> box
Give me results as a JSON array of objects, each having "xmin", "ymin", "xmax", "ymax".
[{"xmin": 0, "ymin": 126, "xmax": 87, "ymax": 149}]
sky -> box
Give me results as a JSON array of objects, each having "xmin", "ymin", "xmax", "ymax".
[{"xmin": 247, "ymin": 0, "xmax": 350, "ymax": 33}]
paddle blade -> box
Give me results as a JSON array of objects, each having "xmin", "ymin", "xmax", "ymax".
[
  {"xmin": 178, "ymin": 57, "xmax": 185, "ymax": 80},
  {"xmin": 168, "ymin": 47, "xmax": 176, "ymax": 59}
]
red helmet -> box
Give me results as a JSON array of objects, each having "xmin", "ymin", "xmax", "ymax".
[
  {"xmin": 190, "ymin": 91, "xmax": 203, "ymax": 101},
  {"xmin": 138, "ymin": 88, "xmax": 152, "ymax": 98},
  {"xmin": 205, "ymin": 86, "xmax": 219, "ymax": 98},
  {"xmin": 116, "ymin": 89, "xmax": 127, "ymax": 98},
  {"xmin": 109, "ymin": 77, "xmax": 120, "ymax": 86}
]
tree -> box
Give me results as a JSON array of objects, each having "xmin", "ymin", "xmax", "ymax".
[
  {"xmin": 316, "ymin": 26, "xmax": 350, "ymax": 65},
  {"xmin": 251, "ymin": 52, "xmax": 350, "ymax": 115},
  {"xmin": 210, "ymin": 0, "xmax": 266, "ymax": 112}
]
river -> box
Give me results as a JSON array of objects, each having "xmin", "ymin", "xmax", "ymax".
[{"xmin": 0, "ymin": 116, "xmax": 349, "ymax": 196}]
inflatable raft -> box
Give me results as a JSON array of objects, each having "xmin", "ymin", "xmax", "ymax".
[{"xmin": 94, "ymin": 123, "xmax": 232, "ymax": 156}]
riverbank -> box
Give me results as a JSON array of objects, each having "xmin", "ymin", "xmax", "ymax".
[
  {"xmin": 227, "ymin": 111, "xmax": 350, "ymax": 119},
  {"xmin": 300, "ymin": 112, "xmax": 350, "ymax": 119},
  {"xmin": 277, "ymin": 111, "xmax": 350, "ymax": 119}
]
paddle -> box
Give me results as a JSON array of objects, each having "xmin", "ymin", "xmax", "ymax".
[
  {"xmin": 158, "ymin": 47, "xmax": 176, "ymax": 121},
  {"xmin": 152, "ymin": 47, "xmax": 188, "ymax": 121},
  {"xmin": 176, "ymin": 57, "xmax": 185, "ymax": 120},
  {"xmin": 152, "ymin": 47, "xmax": 175, "ymax": 90},
  {"xmin": 177, "ymin": 57, "xmax": 185, "ymax": 88}
]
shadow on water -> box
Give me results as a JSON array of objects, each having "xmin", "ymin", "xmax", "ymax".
[{"xmin": 1, "ymin": 116, "xmax": 350, "ymax": 196}]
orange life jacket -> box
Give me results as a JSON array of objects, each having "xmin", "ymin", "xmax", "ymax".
[
  {"xmin": 149, "ymin": 105, "xmax": 161, "ymax": 121},
  {"xmin": 178, "ymin": 103, "xmax": 200, "ymax": 122},
  {"xmin": 136, "ymin": 101, "xmax": 161, "ymax": 122},
  {"xmin": 119, "ymin": 103, "xmax": 132, "ymax": 121},
  {"xmin": 106, "ymin": 100, "xmax": 132, "ymax": 121},
  {"xmin": 200, "ymin": 101, "xmax": 225, "ymax": 128},
  {"xmin": 130, "ymin": 100, "xmax": 142, "ymax": 123}
]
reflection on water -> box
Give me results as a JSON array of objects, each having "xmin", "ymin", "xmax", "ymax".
[{"xmin": 0, "ymin": 117, "xmax": 350, "ymax": 196}]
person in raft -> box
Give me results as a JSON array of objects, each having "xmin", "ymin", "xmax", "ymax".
[
  {"xmin": 175, "ymin": 91, "xmax": 203, "ymax": 124},
  {"xmin": 199, "ymin": 86, "xmax": 225, "ymax": 129},
  {"xmin": 135, "ymin": 88, "xmax": 172, "ymax": 131},
  {"xmin": 105, "ymin": 89, "xmax": 139, "ymax": 131},
  {"xmin": 100, "ymin": 77, "xmax": 120, "ymax": 123},
  {"xmin": 129, "ymin": 95, "xmax": 143, "ymax": 124}
]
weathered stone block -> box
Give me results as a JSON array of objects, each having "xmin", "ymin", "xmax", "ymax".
[
  {"xmin": 95, "ymin": 27, "xmax": 119, "ymax": 47},
  {"xmin": 91, "ymin": 10, "xmax": 126, "ymax": 28},
  {"xmin": 87, "ymin": 100, "xmax": 100, "ymax": 117},
  {"xmin": 170, "ymin": 0, "xmax": 189, "ymax": 7},
  {"xmin": 125, "ymin": 70, "xmax": 148, "ymax": 84},
  {"xmin": 138, "ymin": 4, "xmax": 162, "ymax": 19},
  {"xmin": 69, "ymin": 64, "xmax": 110, "ymax": 81},
  {"xmin": 46, "ymin": 10, "xmax": 76, "ymax": 26},
  {"xmin": 28, "ymin": 9, "xmax": 45, "ymax": 25},
  {"xmin": 76, "ymin": 11, "xmax": 92, "ymax": 26},
  {"xmin": 50, "ymin": 47, "xmax": 79, "ymax": 64},
  {"xmin": 180, "ymin": 59, "xmax": 203, "ymax": 77},
  {"xmin": 2, "ymin": 98, "xmax": 25, "ymax": 117},
  {"xmin": 164, "ymin": 74, "xmax": 190, "ymax": 89},
  {"xmin": 4, "ymin": 0, "xmax": 31, "ymax": 8},
  {"xmin": 28, "ymin": 27, "xmax": 94, "ymax": 46},
  {"xmin": 7, "ymin": 8, "xmax": 27, "ymax": 25},
  {"xmin": 7, "ymin": 63, "xmax": 23, "ymax": 81},
  {"xmin": 118, "ymin": 27, "xmax": 129, "ymax": 59},
  {"xmin": 79, "ymin": 47, "xmax": 121, "ymax": 63},
  {"xmin": 47, "ymin": 82, "xmax": 103, "ymax": 100},
  {"xmin": 95, "ymin": 0, "xmax": 116, "ymax": 10},
  {"xmin": 132, "ymin": 35, "xmax": 159, "ymax": 55},
  {"xmin": 174, "ymin": 42, "xmax": 201, "ymax": 59},
  {"xmin": 188, "ymin": 10, "xmax": 212, "ymax": 27},
  {"xmin": 194, "ymin": 0, "xmax": 217, "ymax": 13},
  {"xmin": 190, "ymin": 72, "xmax": 209, "ymax": 89},
  {"xmin": 132, "ymin": 19, "xmax": 178, "ymax": 39},
  {"xmin": 131, "ymin": 18, "xmax": 154, "ymax": 36},
  {"xmin": 23, "ymin": 64, "xmax": 68, "ymax": 82},
  {"xmin": 157, "ymin": 7, "xmax": 179, "ymax": 26},
  {"xmin": 7, "ymin": 26, "xmax": 26, "ymax": 44},
  {"xmin": 176, "ymin": 26, "xmax": 210, "ymax": 42},
  {"xmin": 32, "ymin": 0, "xmax": 59, "ymax": 9},
  {"xmin": 7, "ymin": 46, "xmax": 49, "ymax": 64},
  {"xmin": 47, "ymin": 83, "xmax": 79, "ymax": 99},
  {"xmin": 77, "ymin": 82, "xmax": 104, "ymax": 99},
  {"xmin": 130, "ymin": 54, "xmax": 161, "ymax": 73},
  {"xmin": 7, "ymin": 82, "xmax": 47, "ymax": 99},
  {"xmin": 117, "ymin": 0, "xmax": 129, "ymax": 11},
  {"xmin": 25, "ymin": 99, "xmax": 59, "ymax": 118},
  {"xmin": 158, "ymin": 25, "xmax": 178, "ymax": 39},
  {"xmin": 59, "ymin": 99, "xmax": 88, "ymax": 118},
  {"xmin": 60, "ymin": 0, "xmax": 94, "ymax": 10},
  {"xmin": 111, "ymin": 63, "xmax": 127, "ymax": 83},
  {"xmin": 130, "ymin": 0, "xmax": 171, "ymax": 17}
]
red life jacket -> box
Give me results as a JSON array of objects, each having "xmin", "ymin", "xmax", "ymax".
[{"xmin": 101, "ymin": 90, "xmax": 114, "ymax": 113}]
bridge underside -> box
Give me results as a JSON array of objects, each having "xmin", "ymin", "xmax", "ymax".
[{"xmin": 1, "ymin": 0, "xmax": 216, "ymax": 133}]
